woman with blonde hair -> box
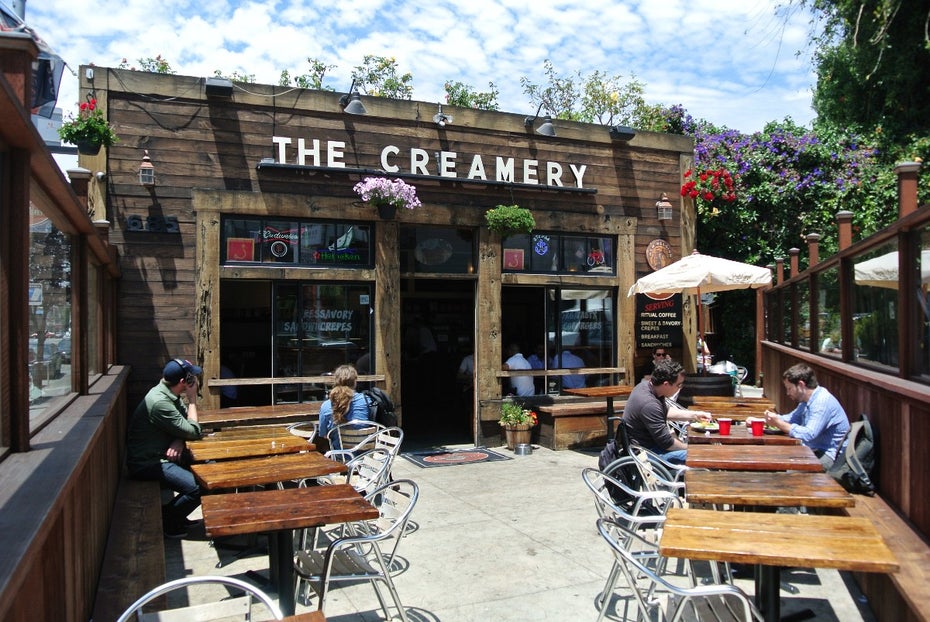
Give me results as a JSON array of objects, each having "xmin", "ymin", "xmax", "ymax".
[{"xmin": 318, "ymin": 364, "xmax": 371, "ymax": 443}]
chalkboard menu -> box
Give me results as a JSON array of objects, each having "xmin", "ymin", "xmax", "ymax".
[{"xmin": 635, "ymin": 293, "xmax": 683, "ymax": 348}]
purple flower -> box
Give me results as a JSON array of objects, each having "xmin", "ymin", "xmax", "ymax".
[{"xmin": 353, "ymin": 177, "xmax": 422, "ymax": 210}]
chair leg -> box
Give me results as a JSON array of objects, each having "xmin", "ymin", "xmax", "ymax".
[{"xmin": 596, "ymin": 561, "xmax": 622, "ymax": 622}]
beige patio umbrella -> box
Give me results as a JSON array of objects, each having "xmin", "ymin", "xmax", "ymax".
[
  {"xmin": 627, "ymin": 250, "xmax": 772, "ymax": 355},
  {"xmin": 854, "ymin": 249, "xmax": 930, "ymax": 290}
]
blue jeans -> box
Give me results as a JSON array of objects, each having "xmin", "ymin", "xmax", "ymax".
[
  {"xmin": 657, "ymin": 448, "xmax": 688, "ymax": 465},
  {"xmin": 132, "ymin": 460, "xmax": 201, "ymax": 527}
]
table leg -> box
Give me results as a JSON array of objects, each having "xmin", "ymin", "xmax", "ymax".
[
  {"xmin": 273, "ymin": 530, "xmax": 296, "ymax": 616},
  {"xmin": 757, "ymin": 564, "xmax": 781, "ymax": 622}
]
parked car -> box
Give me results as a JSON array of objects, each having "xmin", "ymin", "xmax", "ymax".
[
  {"xmin": 29, "ymin": 339, "xmax": 62, "ymax": 380},
  {"xmin": 57, "ymin": 338, "xmax": 71, "ymax": 364}
]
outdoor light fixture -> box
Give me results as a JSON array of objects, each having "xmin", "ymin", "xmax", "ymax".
[
  {"xmin": 139, "ymin": 150, "xmax": 155, "ymax": 188},
  {"xmin": 656, "ymin": 192, "xmax": 674, "ymax": 221},
  {"xmin": 432, "ymin": 103, "xmax": 453, "ymax": 127},
  {"xmin": 338, "ymin": 79, "xmax": 367, "ymax": 115},
  {"xmin": 205, "ymin": 77, "xmax": 233, "ymax": 98},
  {"xmin": 524, "ymin": 103, "xmax": 556, "ymax": 136},
  {"xmin": 609, "ymin": 125, "xmax": 636, "ymax": 141}
]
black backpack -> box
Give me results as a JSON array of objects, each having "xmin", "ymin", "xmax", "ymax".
[
  {"xmin": 827, "ymin": 414, "xmax": 876, "ymax": 495},
  {"xmin": 362, "ymin": 387, "xmax": 397, "ymax": 427}
]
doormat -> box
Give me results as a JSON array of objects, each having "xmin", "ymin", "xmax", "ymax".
[{"xmin": 402, "ymin": 447, "xmax": 513, "ymax": 469}]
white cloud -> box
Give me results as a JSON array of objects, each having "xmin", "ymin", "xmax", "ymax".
[{"xmin": 26, "ymin": 0, "xmax": 818, "ymax": 134}]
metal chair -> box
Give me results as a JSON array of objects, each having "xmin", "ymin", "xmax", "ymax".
[
  {"xmin": 115, "ymin": 575, "xmax": 282, "ymax": 622},
  {"xmin": 596, "ymin": 518, "xmax": 763, "ymax": 622},
  {"xmin": 294, "ymin": 479, "xmax": 419, "ymax": 621},
  {"xmin": 286, "ymin": 421, "xmax": 317, "ymax": 442},
  {"xmin": 326, "ymin": 421, "xmax": 386, "ymax": 453}
]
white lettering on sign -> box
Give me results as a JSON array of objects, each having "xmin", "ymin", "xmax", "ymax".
[{"xmin": 270, "ymin": 136, "xmax": 592, "ymax": 189}]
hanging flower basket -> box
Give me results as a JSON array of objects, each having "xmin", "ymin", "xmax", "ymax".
[
  {"xmin": 485, "ymin": 204, "xmax": 535, "ymax": 237},
  {"xmin": 57, "ymin": 97, "xmax": 118, "ymax": 153},
  {"xmin": 354, "ymin": 177, "xmax": 421, "ymax": 218}
]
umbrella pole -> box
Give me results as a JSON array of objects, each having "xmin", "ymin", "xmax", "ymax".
[{"xmin": 697, "ymin": 286, "xmax": 706, "ymax": 375}]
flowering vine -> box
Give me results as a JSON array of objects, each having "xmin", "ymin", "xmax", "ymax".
[{"xmin": 680, "ymin": 168, "xmax": 736, "ymax": 216}]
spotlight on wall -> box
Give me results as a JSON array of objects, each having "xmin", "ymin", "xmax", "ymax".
[
  {"xmin": 338, "ymin": 79, "xmax": 367, "ymax": 115},
  {"xmin": 432, "ymin": 103, "xmax": 453, "ymax": 127},
  {"xmin": 524, "ymin": 103, "xmax": 556, "ymax": 137},
  {"xmin": 205, "ymin": 77, "xmax": 233, "ymax": 98},
  {"xmin": 138, "ymin": 150, "xmax": 155, "ymax": 188},
  {"xmin": 609, "ymin": 125, "xmax": 636, "ymax": 141}
]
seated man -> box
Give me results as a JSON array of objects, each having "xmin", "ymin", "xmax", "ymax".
[
  {"xmin": 764, "ymin": 363, "xmax": 850, "ymax": 468},
  {"xmin": 552, "ymin": 349, "xmax": 585, "ymax": 389},
  {"xmin": 503, "ymin": 343, "xmax": 535, "ymax": 396},
  {"xmin": 621, "ymin": 359, "xmax": 709, "ymax": 464}
]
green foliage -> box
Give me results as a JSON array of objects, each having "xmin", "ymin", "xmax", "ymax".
[
  {"xmin": 443, "ymin": 81, "xmax": 499, "ymax": 110},
  {"xmin": 499, "ymin": 401, "xmax": 538, "ymax": 426},
  {"xmin": 279, "ymin": 58, "xmax": 335, "ymax": 90},
  {"xmin": 212, "ymin": 69, "xmax": 255, "ymax": 83},
  {"xmin": 352, "ymin": 55, "xmax": 413, "ymax": 99},
  {"xmin": 485, "ymin": 205, "xmax": 535, "ymax": 236},
  {"xmin": 799, "ymin": 0, "xmax": 930, "ymax": 140},
  {"xmin": 520, "ymin": 60, "xmax": 659, "ymax": 127},
  {"xmin": 58, "ymin": 97, "xmax": 118, "ymax": 147},
  {"xmin": 118, "ymin": 55, "xmax": 175, "ymax": 74}
]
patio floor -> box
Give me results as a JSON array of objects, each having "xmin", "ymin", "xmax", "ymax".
[{"xmin": 163, "ymin": 426, "xmax": 878, "ymax": 621}]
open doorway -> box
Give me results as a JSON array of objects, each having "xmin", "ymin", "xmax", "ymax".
[{"xmin": 400, "ymin": 278, "xmax": 474, "ymax": 447}]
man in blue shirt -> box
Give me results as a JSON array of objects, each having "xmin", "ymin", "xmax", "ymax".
[{"xmin": 764, "ymin": 363, "xmax": 850, "ymax": 468}]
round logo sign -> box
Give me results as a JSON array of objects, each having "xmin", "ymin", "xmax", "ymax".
[{"xmin": 270, "ymin": 240, "xmax": 289, "ymax": 257}]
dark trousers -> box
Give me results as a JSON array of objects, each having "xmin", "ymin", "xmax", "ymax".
[{"xmin": 132, "ymin": 460, "xmax": 201, "ymax": 527}]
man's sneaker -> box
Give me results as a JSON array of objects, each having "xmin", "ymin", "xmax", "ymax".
[{"xmin": 163, "ymin": 524, "xmax": 188, "ymax": 539}]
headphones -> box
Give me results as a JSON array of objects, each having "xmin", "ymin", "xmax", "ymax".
[{"xmin": 171, "ymin": 358, "xmax": 197, "ymax": 385}]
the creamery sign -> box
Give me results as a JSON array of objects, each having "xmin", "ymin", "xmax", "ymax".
[{"xmin": 271, "ymin": 136, "xmax": 590, "ymax": 189}]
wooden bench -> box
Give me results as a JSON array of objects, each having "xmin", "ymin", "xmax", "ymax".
[
  {"xmin": 842, "ymin": 494, "xmax": 930, "ymax": 621},
  {"xmin": 536, "ymin": 400, "xmax": 622, "ymax": 450},
  {"xmin": 91, "ymin": 474, "xmax": 166, "ymax": 621}
]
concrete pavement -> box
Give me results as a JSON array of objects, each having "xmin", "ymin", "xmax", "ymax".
[{"xmin": 166, "ymin": 431, "xmax": 878, "ymax": 621}]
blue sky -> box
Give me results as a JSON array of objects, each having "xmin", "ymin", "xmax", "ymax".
[{"xmin": 25, "ymin": 0, "xmax": 818, "ymax": 134}]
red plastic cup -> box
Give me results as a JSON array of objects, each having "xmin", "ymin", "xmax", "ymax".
[
  {"xmin": 718, "ymin": 418, "xmax": 732, "ymax": 436},
  {"xmin": 750, "ymin": 418, "xmax": 764, "ymax": 436}
]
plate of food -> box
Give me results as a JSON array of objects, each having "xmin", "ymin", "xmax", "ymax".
[
  {"xmin": 690, "ymin": 421, "xmax": 720, "ymax": 433},
  {"xmin": 763, "ymin": 426, "xmax": 784, "ymax": 435}
]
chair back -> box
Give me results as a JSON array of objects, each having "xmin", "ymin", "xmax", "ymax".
[
  {"xmin": 327, "ymin": 421, "xmax": 385, "ymax": 452},
  {"xmin": 599, "ymin": 457, "xmax": 683, "ymax": 515},
  {"xmin": 581, "ymin": 468, "xmax": 670, "ymax": 534},
  {"xmin": 364, "ymin": 479, "xmax": 419, "ymax": 563},
  {"xmin": 287, "ymin": 421, "xmax": 317, "ymax": 442},
  {"xmin": 596, "ymin": 518, "xmax": 761, "ymax": 622},
  {"xmin": 345, "ymin": 447, "xmax": 394, "ymax": 495},
  {"xmin": 115, "ymin": 575, "xmax": 282, "ymax": 622}
]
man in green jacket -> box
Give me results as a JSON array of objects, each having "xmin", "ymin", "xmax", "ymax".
[{"xmin": 127, "ymin": 358, "xmax": 204, "ymax": 538}]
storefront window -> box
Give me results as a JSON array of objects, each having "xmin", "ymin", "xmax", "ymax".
[
  {"xmin": 222, "ymin": 217, "xmax": 372, "ymax": 267},
  {"xmin": 817, "ymin": 266, "xmax": 841, "ymax": 357},
  {"xmin": 28, "ymin": 204, "xmax": 72, "ymax": 428},
  {"xmin": 399, "ymin": 226, "xmax": 476, "ymax": 273},
  {"xmin": 502, "ymin": 286, "xmax": 615, "ymax": 393},
  {"xmin": 273, "ymin": 282, "xmax": 373, "ymax": 403},
  {"xmin": 852, "ymin": 241, "xmax": 899, "ymax": 369},
  {"xmin": 503, "ymin": 233, "xmax": 614, "ymax": 275}
]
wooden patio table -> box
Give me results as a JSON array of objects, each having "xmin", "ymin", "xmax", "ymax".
[
  {"xmin": 690, "ymin": 395, "xmax": 774, "ymax": 407},
  {"xmin": 191, "ymin": 452, "xmax": 345, "ymax": 491},
  {"xmin": 563, "ymin": 385, "xmax": 633, "ymax": 436},
  {"xmin": 187, "ymin": 435, "xmax": 313, "ymax": 462},
  {"xmin": 684, "ymin": 470, "xmax": 854, "ymax": 509},
  {"xmin": 201, "ymin": 484, "xmax": 378, "ymax": 616},
  {"xmin": 685, "ymin": 444, "xmax": 823, "ymax": 472},
  {"xmin": 660, "ymin": 507, "xmax": 897, "ymax": 622},
  {"xmin": 198, "ymin": 403, "xmax": 321, "ymax": 430},
  {"xmin": 687, "ymin": 424, "xmax": 800, "ymax": 445},
  {"xmin": 207, "ymin": 425, "xmax": 301, "ymax": 440}
]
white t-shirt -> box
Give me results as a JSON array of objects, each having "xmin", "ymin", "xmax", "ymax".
[{"xmin": 505, "ymin": 353, "xmax": 535, "ymax": 396}]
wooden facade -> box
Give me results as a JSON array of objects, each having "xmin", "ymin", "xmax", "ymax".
[{"xmin": 89, "ymin": 67, "xmax": 696, "ymax": 446}]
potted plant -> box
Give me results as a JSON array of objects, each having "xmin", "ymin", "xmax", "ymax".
[
  {"xmin": 353, "ymin": 177, "xmax": 422, "ymax": 219},
  {"xmin": 57, "ymin": 97, "xmax": 118, "ymax": 155},
  {"xmin": 499, "ymin": 400, "xmax": 538, "ymax": 450},
  {"xmin": 485, "ymin": 204, "xmax": 535, "ymax": 237}
]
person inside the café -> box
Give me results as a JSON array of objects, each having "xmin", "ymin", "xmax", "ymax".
[
  {"xmin": 764, "ymin": 363, "xmax": 851, "ymax": 468},
  {"xmin": 125, "ymin": 358, "xmax": 205, "ymax": 539},
  {"xmin": 552, "ymin": 348, "xmax": 586, "ymax": 388},
  {"xmin": 639, "ymin": 346, "xmax": 670, "ymax": 382},
  {"xmin": 622, "ymin": 359, "xmax": 711, "ymax": 464},
  {"xmin": 317, "ymin": 364, "xmax": 372, "ymax": 446},
  {"xmin": 503, "ymin": 343, "xmax": 536, "ymax": 396}
]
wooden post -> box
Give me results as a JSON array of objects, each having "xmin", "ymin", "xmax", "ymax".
[
  {"xmin": 806, "ymin": 233, "xmax": 821, "ymax": 267},
  {"xmin": 775, "ymin": 257, "xmax": 785, "ymax": 285},
  {"xmin": 788, "ymin": 248, "xmax": 800, "ymax": 277},
  {"xmin": 895, "ymin": 161, "xmax": 922, "ymax": 218},
  {"xmin": 836, "ymin": 211, "xmax": 854, "ymax": 251}
]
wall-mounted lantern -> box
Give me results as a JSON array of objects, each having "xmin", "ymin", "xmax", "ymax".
[
  {"xmin": 656, "ymin": 192, "xmax": 673, "ymax": 221},
  {"xmin": 139, "ymin": 150, "xmax": 155, "ymax": 188}
]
